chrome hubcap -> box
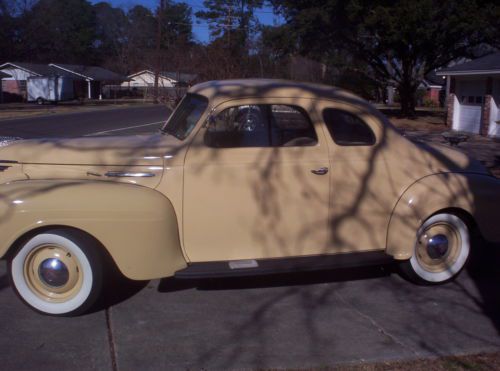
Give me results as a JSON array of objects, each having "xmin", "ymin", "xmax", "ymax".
[
  {"xmin": 24, "ymin": 245, "xmax": 83, "ymax": 302},
  {"xmin": 38, "ymin": 258, "xmax": 70, "ymax": 287},
  {"xmin": 426, "ymin": 234, "xmax": 449, "ymax": 259}
]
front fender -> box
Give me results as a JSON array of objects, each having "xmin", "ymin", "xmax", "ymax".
[
  {"xmin": 386, "ymin": 173, "xmax": 500, "ymax": 260},
  {"xmin": 0, "ymin": 180, "xmax": 186, "ymax": 280}
]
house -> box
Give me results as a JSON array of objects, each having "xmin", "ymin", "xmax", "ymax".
[
  {"xmin": 122, "ymin": 70, "xmax": 198, "ymax": 88},
  {"xmin": 0, "ymin": 63, "xmax": 55, "ymax": 99},
  {"xmin": 385, "ymin": 72, "xmax": 445, "ymax": 106},
  {"xmin": 0, "ymin": 62, "xmax": 127, "ymax": 100},
  {"xmin": 0, "ymin": 70, "xmax": 11, "ymax": 103},
  {"xmin": 436, "ymin": 53, "xmax": 500, "ymax": 138},
  {"xmin": 49, "ymin": 63, "xmax": 127, "ymax": 99},
  {"xmin": 421, "ymin": 71, "xmax": 445, "ymax": 106}
]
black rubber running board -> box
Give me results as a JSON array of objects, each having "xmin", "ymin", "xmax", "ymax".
[{"xmin": 175, "ymin": 251, "xmax": 393, "ymax": 279}]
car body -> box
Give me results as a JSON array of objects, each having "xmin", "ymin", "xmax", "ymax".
[{"xmin": 0, "ymin": 79, "xmax": 499, "ymax": 316}]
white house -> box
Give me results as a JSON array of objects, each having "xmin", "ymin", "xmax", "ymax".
[
  {"xmin": 0, "ymin": 62, "xmax": 127, "ymax": 100},
  {"xmin": 437, "ymin": 53, "xmax": 500, "ymax": 138},
  {"xmin": 123, "ymin": 70, "xmax": 198, "ymax": 88}
]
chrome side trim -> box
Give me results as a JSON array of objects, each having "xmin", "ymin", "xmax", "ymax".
[{"xmin": 105, "ymin": 171, "xmax": 156, "ymax": 178}]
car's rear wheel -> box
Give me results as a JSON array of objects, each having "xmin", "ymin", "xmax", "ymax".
[
  {"xmin": 8, "ymin": 229, "xmax": 103, "ymax": 316},
  {"xmin": 400, "ymin": 213, "xmax": 470, "ymax": 284}
]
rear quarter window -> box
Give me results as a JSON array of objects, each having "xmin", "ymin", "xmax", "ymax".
[{"xmin": 323, "ymin": 109, "xmax": 375, "ymax": 146}]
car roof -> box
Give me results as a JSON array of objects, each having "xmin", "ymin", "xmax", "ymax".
[{"xmin": 188, "ymin": 79, "xmax": 367, "ymax": 106}]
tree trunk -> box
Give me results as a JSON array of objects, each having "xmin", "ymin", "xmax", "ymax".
[{"xmin": 397, "ymin": 81, "xmax": 417, "ymax": 117}]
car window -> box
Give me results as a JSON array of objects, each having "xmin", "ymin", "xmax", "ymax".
[
  {"xmin": 204, "ymin": 104, "xmax": 317, "ymax": 148},
  {"xmin": 322, "ymin": 108, "xmax": 375, "ymax": 146},
  {"xmin": 161, "ymin": 93, "xmax": 208, "ymax": 140}
]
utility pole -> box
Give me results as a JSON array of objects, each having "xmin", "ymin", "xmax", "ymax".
[{"xmin": 154, "ymin": 0, "xmax": 165, "ymax": 104}]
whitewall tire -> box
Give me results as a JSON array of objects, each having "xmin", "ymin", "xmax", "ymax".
[
  {"xmin": 9, "ymin": 229, "xmax": 103, "ymax": 316},
  {"xmin": 401, "ymin": 213, "xmax": 470, "ymax": 284}
]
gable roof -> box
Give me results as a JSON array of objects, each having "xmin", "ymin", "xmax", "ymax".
[
  {"xmin": 128, "ymin": 70, "xmax": 198, "ymax": 84},
  {"xmin": 49, "ymin": 64, "xmax": 127, "ymax": 81},
  {"xmin": 423, "ymin": 71, "xmax": 445, "ymax": 87},
  {"xmin": 436, "ymin": 53, "xmax": 500, "ymax": 76},
  {"xmin": 161, "ymin": 71, "xmax": 198, "ymax": 84},
  {"xmin": 0, "ymin": 71, "xmax": 11, "ymax": 78},
  {"xmin": 128, "ymin": 70, "xmax": 175, "ymax": 82},
  {"xmin": 0, "ymin": 62, "xmax": 56, "ymax": 76},
  {"xmin": 0, "ymin": 62, "xmax": 127, "ymax": 81}
]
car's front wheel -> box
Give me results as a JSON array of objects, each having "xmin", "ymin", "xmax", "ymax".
[
  {"xmin": 400, "ymin": 213, "xmax": 470, "ymax": 284},
  {"xmin": 8, "ymin": 229, "xmax": 103, "ymax": 316}
]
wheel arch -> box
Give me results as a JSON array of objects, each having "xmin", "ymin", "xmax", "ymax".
[
  {"xmin": 4, "ymin": 224, "xmax": 111, "ymax": 262},
  {"xmin": 386, "ymin": 172, "xmax": 497, "ymax": 260},
  {"xmin": 0, "ymin": 180, "xmax": 187, "ymax": 280}
]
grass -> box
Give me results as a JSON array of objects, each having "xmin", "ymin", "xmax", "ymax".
[{"xmin": 334, "ymin": 351, "xmax": 500, "ymax": 371}]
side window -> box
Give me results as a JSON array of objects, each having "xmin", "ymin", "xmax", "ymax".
[
  {"xmin": 204, "ymin": 104, "xmax": 317, "ymax": 148},
  {"xmin": 322, "ymin": 108, "xmax": 375, "ymax": 146}
]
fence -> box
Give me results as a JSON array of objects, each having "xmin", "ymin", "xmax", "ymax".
[{"xmin": 102, "ymin": 85, "xmax": 188, "ymax": 103}]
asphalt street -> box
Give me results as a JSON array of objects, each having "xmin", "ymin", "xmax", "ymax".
[
  {"xmin": 0, "ymin": 106, "xmax": 498, "ymax": 369},
  {"xmin": 0, "ymin": 104, "xmax": 170, "ymax": 138}
]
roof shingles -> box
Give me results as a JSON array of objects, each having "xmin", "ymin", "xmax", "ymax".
[{"xmin": 437, "ymin": 53, "xmax": 500, "ymax": 75}]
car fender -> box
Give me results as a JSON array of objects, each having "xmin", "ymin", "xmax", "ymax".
[
  {"xmin": 386, "ymin": 172, "xmax": 500, "ymax": 260},
  {"xmin": 0, "ymin": 180, "xmax": 187, "ymax": 280}
]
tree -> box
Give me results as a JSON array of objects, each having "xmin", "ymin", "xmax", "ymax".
[
  {"xmin": 20, "ymin": 0, "xmax": 97, "ymax": 63},
  {"xmin": 273, "ymin": 0, "xmax": 500, "ymax": 116},
  {"xmin": 196, "ymin": 0, "xmax": 263, "ymax": 77},
  {"xmin": 93, "ymin": 2, "xmax": 127, "ymax": 66}
]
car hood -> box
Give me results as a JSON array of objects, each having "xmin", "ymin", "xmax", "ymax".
[{"xmin": 0, "ymin": 134, "xmax": 183, "ymax": 166}]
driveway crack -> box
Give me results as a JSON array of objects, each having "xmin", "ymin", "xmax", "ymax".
[
  {"xmin": 105, "ymin": 307, "xmax": 118, "ymax": 371},
  {"xmin": 335, "ymin": 292, "xmax": 420, "ymax": 356}
]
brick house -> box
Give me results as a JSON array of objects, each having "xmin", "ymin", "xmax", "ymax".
[
  {"xmin": 421, "ymin": 71, "xmax": 445, "ymax": 106},
  {"xmin": 436, "ymin": 53, "xmax": 500, "ymax": 138}
]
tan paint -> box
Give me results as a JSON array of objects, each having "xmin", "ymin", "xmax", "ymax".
[
  {"xmin": 184, "ymin": 97, "xmax": 331, "ymax": 261},
  {"xmin": 0, "ymin": 79, "xmax": 497, "ymax": 281},
  {"xmin": 0, "ymin": 180, "xmax": 186, "ymax": 279},
  {"xmin": 387, "ymin": 173, "xmax": 500, "ymax": 259}
]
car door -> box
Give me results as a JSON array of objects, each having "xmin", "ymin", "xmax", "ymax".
[
  {"xmin": 315, "ymin": 100, "xmax": 394, "ymax": 253},
  {"xmin": 183, "ymin": 98, "xmax": 331, "ymax": 262}
]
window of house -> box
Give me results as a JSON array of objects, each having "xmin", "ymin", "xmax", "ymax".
[
  {"xmin": 204, "ymin": 104, "xmax": 317, "ymax": 148},
  {"xmin": 322, "ymin": 108, "xmax": 375, "ymax": 146}
]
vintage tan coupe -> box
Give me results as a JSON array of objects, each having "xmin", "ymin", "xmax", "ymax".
[{"xmin": 0, "ymin": 79, "xmax": 499, "ymax": 316}]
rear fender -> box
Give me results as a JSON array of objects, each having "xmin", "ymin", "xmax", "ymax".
[{"xmin": 386, "ymin": 173, "xmax": 500, "ymax": 259}]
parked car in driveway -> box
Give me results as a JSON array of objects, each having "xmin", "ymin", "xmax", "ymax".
[{"xmin": 0, "ymin": 79, "xmax": 499, "ymax": 316}]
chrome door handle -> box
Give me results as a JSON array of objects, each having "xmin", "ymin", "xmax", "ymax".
[
  {"xmin": 105, "ymin": 171, "xmax": 155, "ymax": 178},
  {"xmin": 311, "ymin": 167, "xmax": 328, "ymax": 175}
]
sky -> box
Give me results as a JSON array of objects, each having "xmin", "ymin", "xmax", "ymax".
[{"xmin": 90, "ymin": 0, "xmax": 284, "ymax": 43}]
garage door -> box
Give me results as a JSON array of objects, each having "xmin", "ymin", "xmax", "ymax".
[{"xmin": 456, "ymin": 104, "xmax": 482, "ymax": 134}]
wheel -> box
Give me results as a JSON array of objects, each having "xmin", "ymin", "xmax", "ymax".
[
  {"xmin": 8, "ymin": 229, "xmax": 103, "ymax": 316},
  {"xmin": 400, "ymin": 213, "xmax": 470, "ymax": 284},
  {"xmin": 36, "ymin": 97, "xmax": 44, "ymax": 105}
]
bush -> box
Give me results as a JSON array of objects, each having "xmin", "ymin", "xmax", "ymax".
[{"xmin": 423, "ymin": 98, "xmax": 438, "ymax": 107}]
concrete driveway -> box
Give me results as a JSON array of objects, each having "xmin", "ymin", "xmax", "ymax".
[{"xmin": 0, "ymin": 242, "xmax": 498, "ymax": 370}]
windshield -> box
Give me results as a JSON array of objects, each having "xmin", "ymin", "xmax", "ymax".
[{"xmin": 161, "ymin": 93, "xmax": 209, "ymax": 140}]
